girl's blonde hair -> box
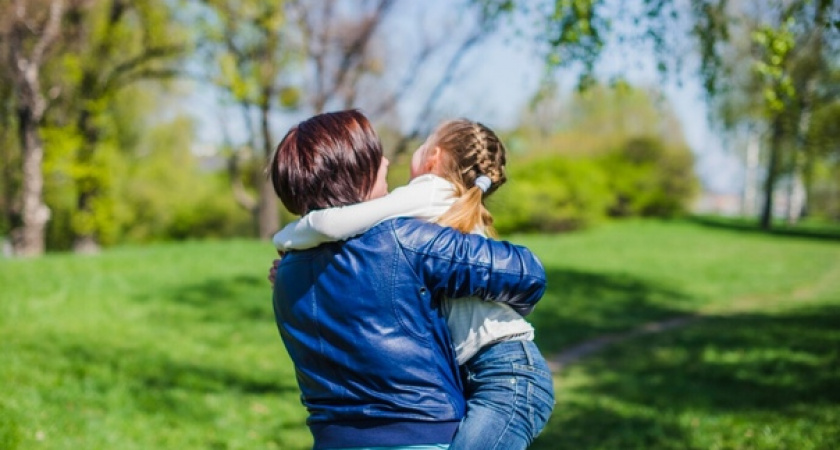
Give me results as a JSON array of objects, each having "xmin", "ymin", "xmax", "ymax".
[{"xmin": 431, "ymin": 119, "xmax": 507, "ymax": 237}]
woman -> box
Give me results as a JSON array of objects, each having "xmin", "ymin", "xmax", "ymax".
[
  {"xmin": 273, "ymin": 118, "xmax": 555, "ymax": 449},
  {"xmin": 268, "ymin": 110, "xmax": 546, "ymax": 449}
]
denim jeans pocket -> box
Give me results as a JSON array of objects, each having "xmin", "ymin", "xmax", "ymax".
[
  {"xmin": 528, "ymin": 376, "xmax": 555, "ymax": 433},
  {"xmin": 510, "ymin": 361, "xmax": 554, "ymax": 431}
]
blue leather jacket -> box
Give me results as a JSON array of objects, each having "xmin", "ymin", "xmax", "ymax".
[{"xmin": 272, "ymin": 218, "xmax": 546, "ymax": 449}]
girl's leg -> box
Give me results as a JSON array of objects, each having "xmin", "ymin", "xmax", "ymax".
[{"xmin": 449, "ymin": 341, "xmax": 555, "ymax": 450}]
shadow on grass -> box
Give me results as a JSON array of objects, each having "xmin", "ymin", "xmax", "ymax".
[
  {"xmin": 533, "ymin": 303, "xmax": 840, "ymax": 449},
  {"xmin": 52, "ymin": 339, "xmax": 297, "ymax": 420},
  {"xmin": 532, "ymin": 268, "xmax": 696, "ymax": 354},
  {"xmin": 690, "ymin": 215, "xmax": 840, "ymax": 242},
  {"xmin": 135, "ymin": 274, "xmax": 272, "ymax": 322},
  {"xmin": 61, "ymin": 340, "xmax": 295, "ymax": 393}
]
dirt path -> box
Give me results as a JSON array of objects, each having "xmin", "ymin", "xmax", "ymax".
[{"xmin": 546, "ymin": 316, "xmax": 700, "ymax": 372}]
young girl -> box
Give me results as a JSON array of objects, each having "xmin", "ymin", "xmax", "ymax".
[{"xmin": 273, "ymin": 119, "xmax": 555, "ymax": 449}]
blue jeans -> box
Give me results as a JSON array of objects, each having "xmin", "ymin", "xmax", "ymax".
[{"xmin": 449, "ymin": 340, "xmax": 555, "ymax": 450}]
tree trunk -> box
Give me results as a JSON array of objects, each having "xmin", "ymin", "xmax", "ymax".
[
  {"xmin": 72, "ymin": 108, "xmax": 102, "ymax": 254},
  {"xmin": 742, "ymin": 128, "xmax": 760, "ymax": 217},
  {"xmin": 1, "ymin": 116, "xmax": 18, "ymax": 242},
  {"xmin": 73, "ymin": 189, "xmax": 100, "ymax": 254},
  {"xmin": 258, "ymin": 179, "xmax": 278, "ymax": 240},
  {"xmin": 760, "ymin": 115, "xmax": 784, "ymax": 230},
  {"xmin": 7, "ymin": 0, "xmax": 64, "ymax": 256},
  {"xmin": 13, "ymin": 112, "xmax": 51, "ymax": 256},
  {"xmin": 258, "ymin": 98, "xmax": 279, "ymax": 240}
]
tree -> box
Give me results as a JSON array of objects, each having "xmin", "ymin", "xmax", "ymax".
[
  {"xmin": 514, "ymin": 82, "xmax": 687, "ymax": 156},
  {"xmin": 696, "ymin": 1, "xmax": 838, "ymax": 228},
  {"xmin": 194, "ymin": 0, "xmax": 298, "ymax": 240},
  {"xmin": 492, "ymin": 0, "xmax": 840, "ymax": 228},
  {"xmin": 53, "ymin": 0, "xmax": 185, "ymax": 252},
  {"xmin": 0, "ymin": 0, "xmax": 66, "ymax": 257},
  {"xmin": 195, "ymin": 0, "xmax": 511, "ymax": 238},
  {"xmin": 0, "ymin": 0, "xmax": 185, "ymax": 255},
  {"xmin": 492, "ymin": 82, "xmax": 698, "ymax": 233},
  {"xmin": 0, "ymin": 50, "xmax": 19, "ymax": 244}
]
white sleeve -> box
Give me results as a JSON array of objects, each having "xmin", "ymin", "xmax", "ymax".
[{"xmin": 273, "ymin": 177, "xmax": 453, "ymax": 251}]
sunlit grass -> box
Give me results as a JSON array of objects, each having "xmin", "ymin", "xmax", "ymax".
[
  {"xmin": 518, "ymin": 219, "xmax": 840, "ymax": 449},
  {"xmin": 2, "ymin": 220, "xmax": 839, "ymax": 449},
  {"xmin": 535, "ymin": 306, "xmax": 840, "ymax": 449},
  {"xmin": 1, "ymin": 240, "xmax": 310, "ymax": 450},
  {"xmin": 515, "ymin": 219, "xmax": 840, "ymax": 352}
]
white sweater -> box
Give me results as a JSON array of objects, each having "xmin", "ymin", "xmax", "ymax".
[{"xmin": 273, "ymin": 174, "xmax": 535, "ymax": 365}]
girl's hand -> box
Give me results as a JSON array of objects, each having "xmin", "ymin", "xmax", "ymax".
[{"xmin": 268, "ymin": 251, "xmax": 285, "ymax": 286}]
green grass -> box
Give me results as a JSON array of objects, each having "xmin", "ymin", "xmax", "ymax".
[
  {"xmin": 535, "ymin": 306, "xmax": 840, "ymax": 449},
  {"xmin": 515, "ymin": 219, "xmax": 840, "ymax": 353},
  {"xmin": 516, "ymin": 219, "xmax": 840, "ymax": 449},
  {"xmin": 1, "ymin": 240, "xmax": 308, "ymax": 449},
  {"xmin": 2, "ymin": 220, "xmax": 839, "ymax": 449}
]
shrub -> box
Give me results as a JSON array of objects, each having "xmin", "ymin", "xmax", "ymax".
[
  {"xmin": 599, "ymin": 136, "xmax": 698, "ymax": 218},
  {"xmin": 490, "ymin": 136, "xmax": 698, "ymax": 234},
  {"xmin": 491, "ymin": 156, "xmax": 612, "ymax": 233}
]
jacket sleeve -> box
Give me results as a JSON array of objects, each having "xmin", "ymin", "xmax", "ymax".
[
  {"xmin": 392, "ymin": 218, "xmax": 546, "ymax": 316},
  {"xmin": 272, "ymin": 178, "xmax": 447, "ymax": 251}
]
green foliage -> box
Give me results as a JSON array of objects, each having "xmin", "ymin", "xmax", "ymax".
[
  {"xmin": 41, "ymin": 125, "xmax": 83, "ymax": 249},
  {"xmin": 805, "ymin": 100, "xmax": 840, "ymax": 220},
  {"xmin": 545, "ymin": 0, "xmax": 604, "ymax": 75},
  {"xmin": 40, "ymin": 90, "xmax": 252, "ymax": 248},
  {"xmin": 116, "ymin": 116, "xmax": 252, "ymax": 242},
  {"xmin": 491, "ymin": 135, "xmax": 698, "ymax": 233},
  {"xmin": 36, "ymin": 0, "xmax": 187, "ymax": 248},
  {"xmin": 492, "ymin": 84, "xmax": 697, "ymax": 233},
  {"xmin": 492, "ymin": 156, "xmax": 611, "ymax": 233},
  {"xmin": 498, "ymin": 0, "xmax": 839, "ymax": 229},
  {"xmin": 197, "ymin": 0, "xmax": 294, "ymax": 111},
  {"xmin": 687, "ymin": 1, "xmax": 839, "ymax": 227},
  {"xmin": 808, "ymin": 158, "xmax": 840, "ymax": 221},
  {"xmin": 515, "ymin": 83, "xmax": 687, "ymax": 158},
  {"xmin": 600, "ymin": 137, "xmax": 699, "ymax": 217},
  {"xmin": 752, "ymin": 19, "xmax": 797, "ymax": 115},
  {"xmin": 0, "ymin": 116, "xmax": 20, "ymax": 238}
]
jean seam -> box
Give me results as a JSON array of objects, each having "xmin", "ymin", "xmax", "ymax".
[
  {"xmin": 489, "ymin": 375, "xmax": 521, "ymax": 450},
  {"xmin": 521, "ymin": 340, "xmax": 535, "ymax": 365}
]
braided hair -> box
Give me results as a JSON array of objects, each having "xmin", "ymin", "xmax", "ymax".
[{"xmin": 430, "ymin": 119, "xmax": 507, "ymax": 236}]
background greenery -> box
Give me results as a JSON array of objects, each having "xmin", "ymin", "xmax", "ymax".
[
  {"xmin": 2, "ymin": 2, "xmax": 838, "ymax": 448},
  {"xmin": 3, "ymin": 1, "xmax": 838, "ymax": 256},
  {"xmin": 2, "ymin": 219, "xmax": 838, "ymax": 449}
]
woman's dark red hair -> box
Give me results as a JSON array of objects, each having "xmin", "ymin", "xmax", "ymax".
[{"xmin": 269, "ymin": 110, "xmax": 383, "ymax": 216}]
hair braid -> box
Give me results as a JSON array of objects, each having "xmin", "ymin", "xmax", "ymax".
[
  {"xmin": 431, "ymin": 119, "xmax": 508, "ymax": 236},
  {"xmin": 469, "ymin": 122, "xmax": 506, "ymax": 194}
]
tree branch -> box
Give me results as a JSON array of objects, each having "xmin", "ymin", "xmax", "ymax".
[
  {"xmin": 29, "ymin": 0, "xmax": 64, "ymax": 67},
  {"xmin": 102, "ymin": 44, "xmax": 184, "ymax": 92},
  {"xmin": 395, "ymin": 25, "xmax": 490, "ymax": 155},
  {"xmin": 328, "ymin": 0, "xmax": 395, "ymax": 100}
]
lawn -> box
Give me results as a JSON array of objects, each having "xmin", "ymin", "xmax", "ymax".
[{"xmin": 1, "ymin": 219, "xmax": 838, "ymax": 449}]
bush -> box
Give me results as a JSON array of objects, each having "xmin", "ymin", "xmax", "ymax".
[
  {"xmin": 599, "ymin": 137, "xmax": 698, "ymax": 218},
  {"xmin": 120, "ymin": 172, "xmax": 252, "ymax": 242},
  {"xmin": 489, "ymin": 136, "xmax": 698, "ymax": 234},
  {"xmin": 491, "ymin": 156, "xmax": 612, "ymax": 233},
  {"xmin": 165, "ymin": 177, "xmax": 254, "ymax": 240}
]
